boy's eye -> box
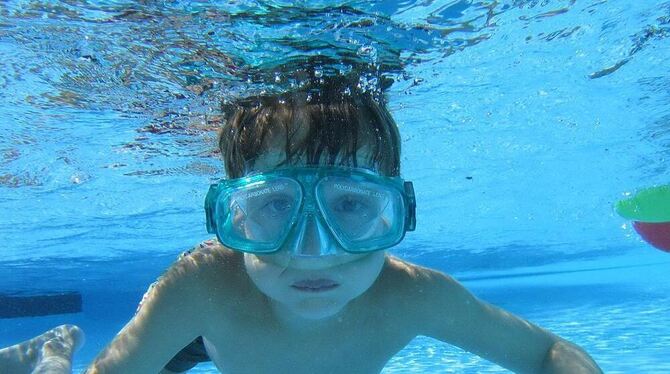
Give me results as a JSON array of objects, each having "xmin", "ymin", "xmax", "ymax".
[
  {"xmin": 333, "ymin": 196, "xmax": 368, "ymax": 215},
  {"xmin": 262, "ymin": 198, "xmax": 292, "ymax": 216}
]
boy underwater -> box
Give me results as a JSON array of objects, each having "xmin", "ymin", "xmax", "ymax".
[{"xmin": 1, "ymin": 77, "xmax": 602, "ymax": 374}]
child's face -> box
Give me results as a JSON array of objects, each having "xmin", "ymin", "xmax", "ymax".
[{"xmin": 242, "ymin": 148, "xmax": 386, "ymax": 321}]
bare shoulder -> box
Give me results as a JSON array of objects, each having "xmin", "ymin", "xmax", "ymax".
[
  {"xmin": 162, "ymin": 239, "xmax": 248, "ymax": 295},
  {"xmin": 378, "ymin": 255, "xmax": 469, "ymax": 298},
  {"xmin": 374, "ymin": 255, "xmax": 477, "ymax": 334},
  {"xmin": 137, "ymin": 239, "xmax": 248, "ymax": 315},
  {"xmin": 170, "ymin": 239, "xmax": 244, "ymax": 278}
]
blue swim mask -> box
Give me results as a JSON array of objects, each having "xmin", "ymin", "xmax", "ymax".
[{"xmin": 204, "ymin": 166, "xmax": 416, "ymax": 257}]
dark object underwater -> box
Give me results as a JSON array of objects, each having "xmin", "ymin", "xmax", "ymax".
[{"xmin": 0, "ymin": 292, "xmax": 82, "ymax": 318}]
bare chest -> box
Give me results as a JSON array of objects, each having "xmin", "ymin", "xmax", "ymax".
[{"xmin": 202, "ymin": 314, "xmax": 414, "ymax": 374}]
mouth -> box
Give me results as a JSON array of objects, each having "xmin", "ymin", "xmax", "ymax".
[{"xmin": 291, "ymin": 278, "xmax": 340, "ymax": 292}]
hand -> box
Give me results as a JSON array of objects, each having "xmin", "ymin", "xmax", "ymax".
[{"xmin": 541, "ymin": 340, "xmax": 603, "ymax": 374}]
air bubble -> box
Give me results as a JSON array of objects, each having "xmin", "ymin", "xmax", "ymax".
[
  {"xmin": 357, "ymin": 45, "xmax": 378, "ymax": 64},
  {"xmin": 339, "ymin": 65, "xmax": 353, "ymax": 75}
]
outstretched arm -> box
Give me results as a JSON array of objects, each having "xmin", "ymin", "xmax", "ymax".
[
  {"xmin": 87, "ymin": 254, "xmax": 208, "ymax": 374},
  {"xmin": 414, "ymin": 270, "xmax": 602, "ymax": 374}
]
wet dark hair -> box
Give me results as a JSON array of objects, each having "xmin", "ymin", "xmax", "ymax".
[{"xmin": 218, "ymin": 76, "xmax": 401, "ymax": 178}]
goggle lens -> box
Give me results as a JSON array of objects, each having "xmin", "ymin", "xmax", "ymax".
[
  {"xmin": 215, "ymin": 178, "xmax": 302, "ymax": 253},
  {"xmin": 316, "ymin": 176, "xmax": 403, "ymax": 252}
]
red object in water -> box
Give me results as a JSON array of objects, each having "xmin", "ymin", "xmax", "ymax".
[{"xmin": 633, "ymin": 221, "xmax": 670, "ymax": 252}]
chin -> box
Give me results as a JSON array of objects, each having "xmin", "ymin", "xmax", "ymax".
[{"xmin": 292, "ymin": 297, "xmax": 346, "ymax": 320}]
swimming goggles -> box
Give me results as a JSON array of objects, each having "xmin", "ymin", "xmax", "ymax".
[{"xmin": 204, "ymin": 166, "xmax": 416, "ymax": 256}]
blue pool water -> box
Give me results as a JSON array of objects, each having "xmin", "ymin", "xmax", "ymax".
[{"xmin": 1, "ymin": 0, "xmax": 670, "ymax": 372}]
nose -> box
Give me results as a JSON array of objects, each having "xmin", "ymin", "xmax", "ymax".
[{"xmin": 287, "ymin": 213, "xmax": 339, "ymax": 257}]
